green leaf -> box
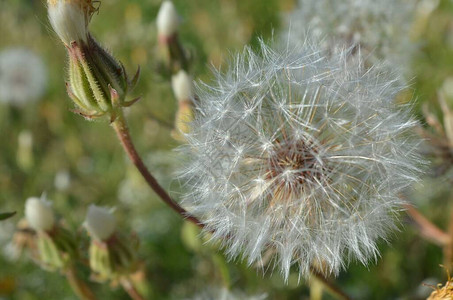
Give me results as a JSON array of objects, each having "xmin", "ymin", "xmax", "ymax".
[{"xmin": 0, "ymin": 211, "xmax": 16, "ymax": 221}]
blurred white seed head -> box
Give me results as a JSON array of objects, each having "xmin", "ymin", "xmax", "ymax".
[
  {"xmin": 0, "ymin": 48, "xmax": 47, "ymax": 106},
  {"xmin": 157, "ymin": 1, "xmax": 179, "ymax": 39},
  {"xmin": 178, "ymin": 39, "xmax": 423, "ymax": 280},
  {"xmin": 25, "ymin": 195, "xmax": 55, "ymax": 232},
  {"xmin": 84, "ymin": 205, "xmax": 116, "ymax": 241},
  {"xmin": 47, "ymin": 0, "xmax": 96, "ymax": 45},
  {"xmin": 172, "ymin": 70, "xmax": 194, "ymax": 102},
  {"xmin": 283, "ymin": 0, "xmax": 416, "ymax": 73},
  {"xmin": 54, "ymin": 169, "xmax": 71, "ymax": 191},
  {"xmin": 186, "ymin": 287, "xmax": 267, "ymax": 300}
]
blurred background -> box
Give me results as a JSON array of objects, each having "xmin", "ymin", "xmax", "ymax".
[{"xmin": 0, "ymin": 0, "xmax": 452, "ymax": 299}]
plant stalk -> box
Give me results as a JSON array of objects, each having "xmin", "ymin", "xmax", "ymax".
[
  {"xmin": 309, "ymin": 267, "xmax": 351, "ymax": 300},
  {"xmin": 403, "ymin": 203, "xmax": 450, "ymax": 246},
  {"xmin": 112, "ymin": 109, "xmax": 204, "ymax": 228},
  {"xmin": 120, "ymin": 277, "xmax": 145, "ymax": 300},
  {"xmin": 65, "ymin": 266, "xmax": 97, "ymax": 300}
]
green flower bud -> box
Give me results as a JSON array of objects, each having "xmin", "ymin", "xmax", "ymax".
[
  {"xmin": 88, "ymin": 234, "xmax": 138, "ymax": 282},
  {"xmin": 48, "ymin": 0, "xmax": 140, "ymax": 120},
  {"xmin": 36, "ymin": 227, "xmax": 78, "ymax": 271},
  {"xmin": 66, "ymin": 36, "xmax": 140, "ymax": 120},
  {"xmin": 84, "ymin": 206, "xmax": 138, "ymax": 281}
]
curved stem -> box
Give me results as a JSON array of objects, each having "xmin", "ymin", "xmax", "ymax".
[
  {"xmin": 309, "ymin": 267, "xmax": 351, "ymax": 300},
  {"xmin": 120, "ymin": 277, "xmax": 145, "ymax": 300},
  {"xmin": 65, "ymin": 266, "xmax": 97, "ymax": 300},
  {"xmin": 403, "ymin": 203, "xmax": 450, "ymax": 246},
  {"xmin": 112, "ymin": 109, "xmax": 204, "ymax": 229}
]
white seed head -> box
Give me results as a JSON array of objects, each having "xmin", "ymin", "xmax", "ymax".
[
  {"xmin": 283, "ymin": 0, "xmax": 416, "ymax": 74},
  {"xmin": 25, "ymin": 195, "xmax": 55, "ymax": 232},
  {"xmin": 84, "ymin": 205, "xmax": 116, "ymax": 241},
  {"xmin": 186, "ymin": 287, "xmax": 267, "ymax": 300},
  {"xmin": 47, "ymin": 0, "xmax": 95, "ymax": 45},
  {"xmin": 172, "ymin": 70, "xmax": 194, "ymax": 102},
  {"xmin": 178, "ymin": 40, "xmax": 423, "ymax": 280},
  {"xmin": 156, "ymin": 1, "xmax": 179, "ymax": 38},
  {"xmin": 0, "ymin": 48, "xmax": 47, "ymax": 106}
]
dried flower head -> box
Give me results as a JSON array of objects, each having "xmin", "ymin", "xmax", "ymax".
[
  {"xmin": 427, "ymin": 268, "xmax": 453, "ymax": 300},
  {"xmin": 283, "ymin": 0, "xmax": 416, "ymax": 72},
  {"xmin": 178, "ymin": 40, "xmax": 423, "ymax": 280}
]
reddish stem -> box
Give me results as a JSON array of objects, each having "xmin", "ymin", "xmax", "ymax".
[
  {"xmin": 309, "ymin": 267, "xmax": 351, "ymax": 300},
  {"xmin": 112, "ymin": 111, "xmax": 204, "ymax": 229},
  {"xmin": 403, "ymin": 203, "xmax": 450, "ymax": 246}
]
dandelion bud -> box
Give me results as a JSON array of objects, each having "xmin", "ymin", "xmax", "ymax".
[
  {"xmin": 178, "ymin": 40, "xmax": 424, "ymax": 280},
  {"xmin": 172, "ymin": 70, "xmax": 193, "ymax": 102},
  {"xmin": 156, "ymin": 1, "xmax": 188, "ymax": 75},
  {"xmin": 47, "ymin": 0, "xmax": 95, "ymax": 46},
  {"xmin": 24, "ymin": 195, "xmax": 77, "ymax": 270},
  {"xmin": 157, "ymin": 1, "xmax": 179, "ymax": 41},
  {"xmin": 84, "ymin": 205, "xmax": 116, "ymax": 241},
  {"xmin": 25, "ymin": 196, "xmax": 54, "ymax": 232},
  {"xmin": 48, "ymin": 0, "xmax": 140, "ymax": 119},
  {"xmin": 85, "ymin": 205, "xmax": 138, "ymax": 281}
]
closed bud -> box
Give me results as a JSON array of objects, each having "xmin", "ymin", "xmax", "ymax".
[
  {"xmin": 48, "ymin": 0, "xmax": 140, "ymax": 119},
  {"xmin": 85, "ymin": 205, "xmax": 138, "ymax": 281},
  {"xmin": 24, "ymin": 195, "xmax": 78, "ymax": 271},
  {"xmin": 84, "ymin": 205, "xmax": 116, "ymax": 241},
  {"xmin": 171, "ymin": 70, "xmax": 193, "ymax": 102},
  {"xmin": 157, "ymin": 1, "xmax": 179, "ymax": 41},
  {"xmin": 88, "ymin": 234, "xmax": 137, "ymax": 281},
  {"xmin": 47, "ymin": 0, "xmax": 95, "ymax": 46},
  {"xmin": 25, "ymin": 196, "xmax": 54, "ymax": 232},
  {"xmin": 66, "ymin": 35, "xmax": 135, "ymax": 118},
  {"xmin": 36, "ymin": 227, "xmax": 78, "ymax": 271}
]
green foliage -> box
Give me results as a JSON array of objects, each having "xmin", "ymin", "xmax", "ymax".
[{"xmin": 0, "ymin": 212, "xmax": 16, "ymax": 221}]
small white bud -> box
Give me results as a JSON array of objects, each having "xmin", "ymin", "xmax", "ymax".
[
  {"xmin": 25, "ymin": 196, "xmax": 55, "ymax": 232},
  {"xmin": 156, "ymin": 1, "xmax": 179, "ymax": 38},
  {"xmin": 84, "ymin": 205, "xmax": 116, "ymax": 241},
  {"xmin": 47, "ymin": 0, "xmax": 94, "ymax": 45},
  {"xmin": 171, "ymin": 70, "xmax": 193, "ymax": 102}
]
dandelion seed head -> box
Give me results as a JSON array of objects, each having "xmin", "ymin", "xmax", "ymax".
[
  {"xmin": 185, "ymin": 287, "xmax": 267, "ymax": 300},
  {"xmin": 0, "ymin": 48, "xmax": 47, "ymax": 106},
  {"xmin": 178, "ymin": 40, "xmax": 423, "ymax": 280},
  {"xmin": 284, "ymin": 0, "xmax": 416, "ymax": 73}
]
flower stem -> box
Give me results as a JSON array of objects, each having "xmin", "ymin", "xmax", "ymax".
[
  {"xmin": 443, "ymin": 206, "xmax": 453, "ymax": 268},
  {"xmin": 403, "ymin": 203, "xmax": 450, "ymax": 246},
  {"xmin": 120, "ymin": 277, "xmax": 145, "ymax": 300},
  {"xmin": 111, "ymin": 109, "xmax": 204, "ymax": 228},
  {"xmin": 309, "ymin": 267, "xmax": 351, "ymax": 300},
  {"xmin": 65, "ymin": 267, "xmax": 97, "ymax": 300}
]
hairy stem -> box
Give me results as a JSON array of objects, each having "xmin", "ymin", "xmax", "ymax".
[
  {"xmin": 403, "ymin": 203, "xmax": 450, "ymax": 246},
  {"xmin": 120, "ymin": 277, "xmax": 145, "ymax": 300},
  {"xmin": 112, "ymin": 109, "xmax": 204, "ymax": 228},
  {"xmin": 310, "ymin": 267, "xmax": 351, "ymax": 300},
  {"xmin": 65, "ymin": 267, "xmax": 97, "ymax": 300}
]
